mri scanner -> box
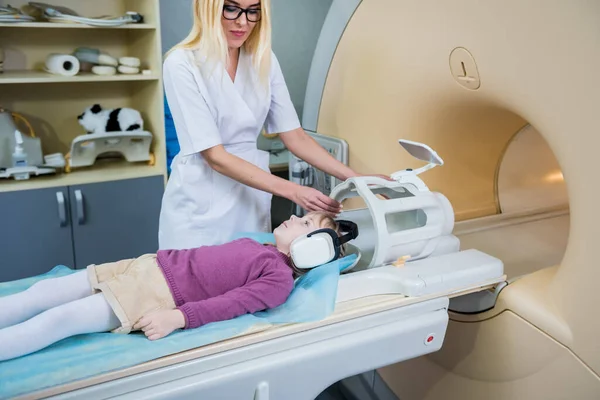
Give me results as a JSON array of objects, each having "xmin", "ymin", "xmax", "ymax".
[
  {"xmin": 300, "ymin": 0, "xmax": 600, "ymax": 398},
  {"xmin": 2, "ymin": 0, "xmax": 599, "ymax": 399}
]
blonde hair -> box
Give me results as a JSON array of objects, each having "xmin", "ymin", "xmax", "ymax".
[
  {"xmin": 289, "ymin": 212, "xmax": 348, "ymax": 279},
  {"xmin": 167, "ymin": 0, "xmax": 272, "ymax": 87}
]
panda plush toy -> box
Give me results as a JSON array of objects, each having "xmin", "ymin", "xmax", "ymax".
[{"xmin": 77, "ymin": 104, "xmax": 144, "ymax": 134}]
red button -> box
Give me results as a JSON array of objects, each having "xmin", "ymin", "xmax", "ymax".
[{"xmin": 424, "ymin": 333, "xmax": 436, "ymax": 345}]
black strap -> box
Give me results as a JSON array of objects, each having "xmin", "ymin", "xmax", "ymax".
[{"xmin": 336, "ymin": 220, "xmax": 359, "ymax": 245}]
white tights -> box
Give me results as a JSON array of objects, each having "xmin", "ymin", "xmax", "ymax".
[{"xmin": 0, "ymin": 271, "xmax": 120, "ymax": 362}]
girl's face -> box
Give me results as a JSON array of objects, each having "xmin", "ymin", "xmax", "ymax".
[
  {"xmin": 273, "ymin": 214, "xmax": 321, "ymax": 253},
  {"xmin": 221, "ymin": 0, "xmax": 261, "ymax": 49}
]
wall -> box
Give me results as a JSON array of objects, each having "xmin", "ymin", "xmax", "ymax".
[
  {"xmin": 159, "ymin": 0, "xmax": 194, "ymax": 55},
  {"xmin": 159, "ymin": 0, "xmax": 333, "ymax": 120},
  {"xmin": 270, "ymin": 0, "xmax": 333, "ymax": 118}
]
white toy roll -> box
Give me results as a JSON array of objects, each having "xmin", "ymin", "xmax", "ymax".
[
  {"xmin": 330, "ymin": 176, "xmax": 457, "ymax": 270},
  {"xmin": 45, "ymin": 54, "xmax": 80, "ymax": 76}
]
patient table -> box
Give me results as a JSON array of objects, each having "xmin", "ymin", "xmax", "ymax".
[
  {"xmin": 4, "ymin": 281, "xmax": 503, "ymax": 400},
  {"xmin": 0, "ymin": 141, "xmax": 506, "ymax": 400}
]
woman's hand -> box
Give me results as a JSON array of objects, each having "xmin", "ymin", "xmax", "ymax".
[
  {"xmin": 292, "ymin": 186, "xmax": 342, "ymax": 215},
  {"xmin": 133, "ymin": 309, "xmax": 186, "ymax": 341}
]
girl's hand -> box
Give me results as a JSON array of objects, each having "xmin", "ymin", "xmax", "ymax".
[
  {"xmin": 292, "ymin": 186, "xmax": 342, "ymax": 215},
  {"xmin": 133, "ymin": 309, "xmax": 186, "ymax": 340}
]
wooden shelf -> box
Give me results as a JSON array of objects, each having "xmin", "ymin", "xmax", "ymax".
[
  {"xmin": 0, "ymin": 70, "xmax": 160, "ymax": 84},
  {"xmin": 0, "ymin": 0, "xmax": 167, "ymax": 191},
  {"xmin": 0, "ymin": 22, "xmax": 156, "ymax": 29},
  {"xmin": 0, "ymin": 161, "xmax": 165, "ymax": 193}
]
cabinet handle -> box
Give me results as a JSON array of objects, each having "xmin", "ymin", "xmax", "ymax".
[
  {"xmin": 75, "ymin": 190, "xmax": 85, "ymax": 225},
  {"xmin": 56, "ymin": 191, "xmax": 67, "ymax": 227}
]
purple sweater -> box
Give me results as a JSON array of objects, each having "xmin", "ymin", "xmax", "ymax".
[{"xmin": 156, "ymin": 238, "xmax": 295, "ymax": 329}]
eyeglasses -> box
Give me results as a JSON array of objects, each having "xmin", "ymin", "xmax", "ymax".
[{"xmin": 222, "ymin": 5, "xmax": 261, "ymax": 22}]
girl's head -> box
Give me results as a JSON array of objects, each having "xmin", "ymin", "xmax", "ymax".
[
  {"xmin": 169, "ymin": 0, "xmax": 272, "ymax": 85},
  {"xmin": 273, "ymin": 212, "xmax": 348, "ymax": 278}
]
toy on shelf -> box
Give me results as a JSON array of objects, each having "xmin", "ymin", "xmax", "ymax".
[
  {"xmin": 66, "ymin": 104, "xmax": 154, "ymax": 172},
  {"xmin": 77, "ymin": 104, "xmax": 143, "ymax": 134}
]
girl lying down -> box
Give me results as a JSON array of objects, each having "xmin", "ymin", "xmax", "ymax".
[{"xmin": 0, "ymin": 211, "xmax": 354, "ymax": 362}]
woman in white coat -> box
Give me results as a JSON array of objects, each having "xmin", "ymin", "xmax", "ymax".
[{"xmin": 159, "ymin": 0, "xmax": 388, "ymax": 250}]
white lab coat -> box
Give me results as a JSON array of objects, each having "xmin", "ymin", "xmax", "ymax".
[{"xmin": 158, "ymin": 47, "xmax": 300, "ymax": 250}]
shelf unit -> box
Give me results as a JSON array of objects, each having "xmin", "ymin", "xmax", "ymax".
[
  {"xmin": 0, "ymin": 22, "xmax": 157, "ymax": 29},
  {"xmin": 0, "ymin": 0, "xmax": 167, "ymax": 193},
  {"xmin": 0, "ymin": 70, "xmax": 160, "ymax": 84}
]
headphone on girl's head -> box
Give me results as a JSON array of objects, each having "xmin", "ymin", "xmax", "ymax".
[{"xmin": 289, "ymin": 220, "xmax": 359, "ymax": 269}]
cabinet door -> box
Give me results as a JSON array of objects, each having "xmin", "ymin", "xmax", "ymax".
[
  {"xmin": 69, "ymin": 175, "xmax": 164, "ymax": 269},
  {"xmin": 0, "ymin": 187, "xmax": 75, "ymax": 282}
]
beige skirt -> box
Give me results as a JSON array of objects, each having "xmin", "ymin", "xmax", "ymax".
[{"xmin": 86, "ymin": 254, "xmax": 177, "ymax": 334}]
